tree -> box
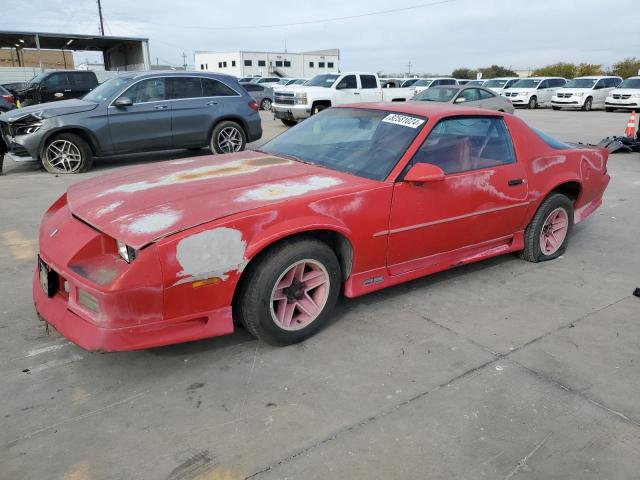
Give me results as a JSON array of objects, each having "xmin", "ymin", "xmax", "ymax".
[
  {"xmin": 576, "ymin": 63, "xmax": 603, "ymax": 76},
  {"xmin": 478, "ymin": 65, "xmax": 518, "ymax": 79},
  {"xmin": 451, "ymin": 68, "xmax": 476, "ymax": 79},
  {"xmin": 612, "ymin": 58, "xmax": 640, "ymax": 78},
  {"xmin": 532, "ymin": 62, "xmax": 577, "ymax": 79}
]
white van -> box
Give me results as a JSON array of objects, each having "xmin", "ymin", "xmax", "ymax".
[
  {"xmin": 483, "ymin": 77, "xmax": 520, "ymax": 95},
  {"xmin": 605, "ymin": 76, "xmax": 640, "ymax": 112},
  {"xmin": 503, "ymin": 77, "xmax": 566, "ymax": 109},
  {"xmin": 551, "ymin": 76, "xmax": 622, "ymax": 111},
  {"xmin": 412, "ymin": 77, "xmax": 458, "ymax": 94}
]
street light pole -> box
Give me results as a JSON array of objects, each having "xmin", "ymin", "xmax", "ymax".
[{"xmin": 97, "ymin": 0, "xmax": 105, "ymax": 36}]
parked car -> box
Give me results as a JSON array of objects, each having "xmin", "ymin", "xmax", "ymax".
[
  {"xmin": 249, "ymin": 77, "xmax": 282, "ymax": 87},
  {"xmin": 413, "ymin": 85, "xmax": 514, "ymax": 113},
  {"xmin": 551, "ymin": 76, "xmax": 622, "ymax": 111},
  {"xmin": 238, "ymin": 76, "xmax": 260, "ymax": 83},
  {"xmin": 412, "ymin": 77, "xmax": 458, "ymax": 94},
  {"xmin": 605, "ymin": 76, "xmax": 640, "ymax": 112},
  {"xmin": 0, "ymin": 85, "xmax": 16, "ymax": 112},
  {"xmin": 33, "ymin": 103, "xmax": 610, "ymax": 351},
  {"xmin": 503, "ymin": 77, "xmax": 566, "ymax": 109},
  {"xmin": 11, "ymin": 70, "xmax": 99, "ymax": 107},
  {"xmin": 381, "ymin": 78, "xmax": 406, "ymax": 88},
  {"xmin": 483, "ymin": 77, "xmax": 520, "ymax": 95},
  {"xmin": 457, "ymin": 79, "xmax": 484, "ymax": 87},
  {"xmin": 272, "ymin": 78, "xmax": 307, "ymax": 91},
  {"xmin": 242, "ymin": 83, "xmax": 274, "ymax": 110},
  {"xmin": 400, "ymin": 78, "xmax": 422, "ymax": 87},
  {"xmin": 272, "ymin": 72, "xmax": 417, "ymax": 126},
  {"xmin": 0, "ymin": 72, "xmax": 262, "ymax": 174}
]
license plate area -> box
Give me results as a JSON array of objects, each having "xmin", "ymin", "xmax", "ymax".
[{"xmin": 38, "ymin": 256, "xmax": 58, "ymax": 298}]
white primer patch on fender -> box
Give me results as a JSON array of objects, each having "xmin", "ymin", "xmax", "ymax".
[
  {"xmin": 237, "ymin": 176, "xmax": 342, "ymax": 202},
  {"xmin": 174, "ymin": 227, "xmax": 247, "ymax": 286},
  {"xmin": 381, "ymin": 113, "xmax": 425, "ymax": 129},
  {"xmin": 124, "ymin": 208, "xmax": 181, "ymax": 234},
  {"xmin": 94, "ymin": 201, "xmax": 123, "ymax": 218}
]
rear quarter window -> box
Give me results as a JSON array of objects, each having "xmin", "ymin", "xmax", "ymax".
[{"xmin": 532, "ymin": 127, "xmax": 572, "ymax": 150}]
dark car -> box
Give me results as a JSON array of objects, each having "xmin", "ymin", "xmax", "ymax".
[
  {"xmin": 0, "ymin": 71, "xmax": 262, "ymax": 174},
  {"xmin": 0, "ymin": 85, "xmax": 16, "ymax": 112},
  {"xmin": 12, "ymin": 70, "xmax": 99, "ymax": 106}
]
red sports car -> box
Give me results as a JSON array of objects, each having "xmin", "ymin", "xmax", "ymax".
[{"xmin": 34, "ymin": 103, "xmax": 609, "ymax": 351}]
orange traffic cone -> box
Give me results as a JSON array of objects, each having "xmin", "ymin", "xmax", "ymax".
[{"xmin": 625, "ymin": 110, "xmax": 637, "ymax": 137}]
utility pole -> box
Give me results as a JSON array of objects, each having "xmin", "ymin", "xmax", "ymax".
[
  {"xmin": 181, "ymin": 52, "xmax": 187, "ymax": 69},
  {"xmin": 407, "ymin": 61, "xmax": 412, "ymax": 76},
  {"xmin": 97, "ymin": 0, "xmax": 105, "ymax": 36}
]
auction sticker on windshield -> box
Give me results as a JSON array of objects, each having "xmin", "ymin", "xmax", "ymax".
[{"xmin": 381, "ymin": 114, "xmax": 425, "ymax": 129}]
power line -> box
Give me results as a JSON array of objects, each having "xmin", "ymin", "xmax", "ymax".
[{"xmin": 105, "ymin": 0, "xmax": 457, "ymax": 31}]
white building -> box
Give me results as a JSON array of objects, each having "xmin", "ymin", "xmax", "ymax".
[{"xmin": 194, "ymin": 48, "xmax": 340, "ymax": 78}]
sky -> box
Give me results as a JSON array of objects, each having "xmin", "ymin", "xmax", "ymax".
[{"xmin": 2, "ymin": 0, "xmax": 639, "ymax": 74}]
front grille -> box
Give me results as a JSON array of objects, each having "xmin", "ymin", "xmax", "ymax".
[
  {"xmin": 275, "ymin": 92, "xmax": 295, "ymax": 105},
  {"xmin": 556, "ymin": 93, "xmax": 573, "ymax": 98},
  {"xmin": 612, "ymin": 94, "xmax": 631, "ymax": 100},
  {"xmin": 504, "ymin": 92, "xmax": 519, "ymax": 97}
]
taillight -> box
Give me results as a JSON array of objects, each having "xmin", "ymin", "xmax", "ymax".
[
  {"xmin": 2, "ymin": 94, "xmax": 14, "ymax": 104},
  {"xmin": 248, "ymin": 100, "xmax": 259, "ymax": 111}
]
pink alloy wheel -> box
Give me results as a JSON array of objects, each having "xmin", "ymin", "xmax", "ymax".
[
  {"xmin": 270, "ymin": 259, "xmax": 330, "ymax": 331},
  {"xmin": 539, "ymin": 207, "xmax": 569, "ymax": 256}
]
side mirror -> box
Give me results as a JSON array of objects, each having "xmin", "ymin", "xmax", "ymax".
[
  {"xmin": 404, "ymin": 163, "xmax": 445, "ymax": 183},
  {"xmin": 114, "ymin": 96, "xmax": 133, "ymax": 107},
  {"xmin": 454, "ymin": 96, "xmax": 466, "ymax": 103}
]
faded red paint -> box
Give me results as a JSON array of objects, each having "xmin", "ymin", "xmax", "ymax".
[{"xmin": 33, "ymin": 103, "xmax": 610, "ymax": 351}]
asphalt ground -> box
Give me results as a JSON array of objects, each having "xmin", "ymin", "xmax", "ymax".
[{"xmin": 1, "ymin": 108, "xmax": 639, "ymax": 480}]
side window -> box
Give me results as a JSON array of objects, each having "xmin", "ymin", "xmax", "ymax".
[
  {"xmin": 612, "ymin": 77, "xmax": 622, "ymax": 87},
  {"xmin": 443, "ymin": 79, "xmax": 456, "ymax": 85},
  {"xmin": 431, "ymin": 80, "xmax": 441, "ymax": 86},
  {"xmin": 360, "ymin": 75, "xmax": 378, "ymax": 89},
  {"xmin": 594, "ymin": 79, "xmax": 606, "ymax": 90},
  {"xmin": 44, "ymin": 73, "xmax": 69, "ymax": 88},
  {"xmin": 202, "ymin": 78, "xmax": 237, "ymax": 96},
  {"xmin": 479, "ymin": 89, "xmax": 495, "ymax": 100},
  {"xmin": 123, "ymin": 78, "xmax": 166, "ymax": 103},
  {"xmin": 170, "ymin": 77, "xmax": 203, "ymax": 99},
  {"xmin": 458, "ymin": 88, "xmax": 480, "ymax": 102},
  {"xmin": 505, "ymin": 79, "xmax": 517, "ymax": 88},
  {"xmin": 552, "ymin": 79, "xmax": 566, "ymax": 87},
  {"xmin": 537, "ymin": 80, "xmax": 549, "ymax": 89},
  {"xmin": 337, "ymin": 75, "xmax": 357, "ymax": 89},
  {"xmin": 411, "ymin": 117, "xmax": 516, "ymax": 174}
]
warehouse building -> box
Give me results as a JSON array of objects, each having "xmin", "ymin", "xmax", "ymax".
[{"xmin": 194, "ymin": 48, "xmax": 340, "ymax": 78}]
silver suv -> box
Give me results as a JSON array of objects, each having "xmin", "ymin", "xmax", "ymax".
[{"xmin": 0, "ymin": 72, "xmax": 262, "ymax": 174}]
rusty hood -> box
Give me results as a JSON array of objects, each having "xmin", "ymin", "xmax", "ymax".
[{"xmin": 67, "ymin": 151, "xmax": 365, "ymax": 249}]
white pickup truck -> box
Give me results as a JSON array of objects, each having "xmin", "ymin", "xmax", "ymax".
[{"xmin": 272, "ymin": 72, "xmax": 417, "ymax": 126}]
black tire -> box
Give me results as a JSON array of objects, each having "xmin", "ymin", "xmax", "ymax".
[
  {"xmin": 552, "ymin": 106, "xmax": 561, "ymax": 111},
  {"xmin": 312, "ymin": 104, "xmax": 327, "ymax": 115},
  {"xmin": 237, "ymin": 238, "xmax": 341, "ymax": 345},
  {"xmin": 527, "ymin": 96, "xmax": 538, "ymax": 109},
  {"xmin": 209, "ymin": 120, "xmax": 246, "ymax": 154},
  {"xmin": 520, "ymin": 193, "xmax": 574, "ymax": 263},
  {"xmin": 605, "ymin": 107, "xmax": 614, "ymax": 112},
  {"xmin": 582, "ymin": 97, "xmax": 593, "ymax": 111},
  {"xmin": 42, "ymin": 133, "xmax": 93, "ymax": 174},
  {"xmin": 260, "ymin": 98, "xmax": 272, "ymax": 111},
  {"xmin": 280, "ymin": 118, "xmax": 297, "ymax": 127}
]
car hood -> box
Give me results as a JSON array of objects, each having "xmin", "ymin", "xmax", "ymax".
[
  {"xmin": 67, "ymin": 150, "xmax": 370, "ymax": 249},
  {"xmin": 280, "ymin": 86, "xmax": 334, "ymax": 96},
  {"xmin": 0, "ymin": 99, "xmax": 98, "ymax": 122},
  {"xmin": 504, "ymin": 88, "xmax": 535, "ymax": 94},
  {"xmin": 555, "ymin": 88, "xmax": 593, "ymax": 94},
  {"xmin": 609, "ymin": 89, "xmax": 640, "ymax": 95}
]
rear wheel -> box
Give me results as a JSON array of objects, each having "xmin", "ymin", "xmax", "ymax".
[
  {"xmin": 238, "ymin": 238, "xmax": 341, "ymax": 345},
  {"xmin": 42, "ymin": 133, "xmax": 93, "ymax": 174},
  {"xmin": 582, "ymin": 97, "xmax": 593, "ymax": 111},
  {"xmin": 209, "ymin": 121, "xmax": 246, "ymax": 154},
  {"xmin": 260, "ymin": 98, "xmax": 272, "ymax": 111},
  {"xmin": 520, "ymin": 193, "xmax": 574, "ymax": 262},
  {"xmin": 527, "ymin": 96, "xmax": 538, "ymax": 109},
  {"xmin": 552, "ymin": 106, "xmax": 561, "ymax": 111},
  {"xmin": 280, "ymin": 118, "xmax": 297, "ymax": 127},
  {"xmin": 605, "ymin": 107, "xmax": 614, "ymax": 112}
]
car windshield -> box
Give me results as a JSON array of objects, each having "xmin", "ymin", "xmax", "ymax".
[
  {"xmin": 305, "ymin": 74, "xmax": 340, "ymax": 88},
  {"xmin": 260, "ymin": 108, "xmax": 426, "ymax": 181},
  {"xmin": 28, "ymin": 72, "xmax": 47, "ymax": 84},
  {"xmin": 413, "ymin": 79, "xmax": 434, "ymax": 87},
  {"xmin": 484, "ymin": 79, "xmax": 509, "ymax": 88},
  {"xmin": 83, "ymin": 76, "xmax": 132, "ymax": 103},
  {"xmin": 401, "ymin": 79, "xmax": 419, "ymax": 87},
  {"xmin": 564, "ymin": 78, "xmax": 597, "ymax": 88},
  {"xmin": 532, "ymin": 127, "xmax": 572, "ymax": 150},
  {"xmin": 415, "ymin": 87, "xmax": 459, "ymax": 102},
  {"xmin": 619, "ymin": 78, "xmax": 640, "ymax": 89},
  {"xmin": 294, "ymin": 79, "xmax": 307, "ymax": 85},
  {"xmin": 511, "ymin": 79, "xmax": 541, "ymax": 88}
]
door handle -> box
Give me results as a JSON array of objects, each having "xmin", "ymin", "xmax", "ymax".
[
  {"xmin": 353, "ymin": 92, "xmax": 360, "ymax": 95},
  {"xmin": 508, "ymin": 178, "xmax": 524, "ymax": 186},
  {"xmin": 206, "ymin": 101, "xmax": 218, "ymax": 106},
  {"xmin": 64, "ymin": 89, "xmax": 72, "ymax": 92},
  {"xmin": 154, "ymin": 105, "xmax": 169, "ymax": 110}
]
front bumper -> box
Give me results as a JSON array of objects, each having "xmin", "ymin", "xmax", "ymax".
[
  {"xmin": 605, "ymin": 99, "xmax": 639, "ymax": 109},
  {"xmin": 508, "ymin": 96, "xmax": 529, "ymax": 105},
  {"xmin": 0, "ymin": 123, "xmax": 43, "ymax": 162},
  {"xmin": 272, "ymin": 104, "xmax": 312, "ymax": 121},
  {"xmin": 551, "ymin": 96, "xmax": 584, "ymax": 107}
]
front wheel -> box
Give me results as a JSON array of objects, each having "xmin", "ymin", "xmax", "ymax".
[
  {"xmin": 312, "ymin": 104, "xmax": 327, "ymax": 115},
  {"xmin": 552, "ymin": 106, "xmax": 561, "ymax": 111},
  {"xmin": 520, "ymin": 193, "xmax": 574, "ymax": 262},
  {"xmin": 581, "ymin": 97, "xmax": 593, "ymax": 111},
  {"xmin": 527, "ymin": 96, "xmax": 538, "ymax": 109},
  {"xmin": 238, "ymin": 238, "xmax": 341, "ymax": 345},
  {"xmin": 605, "ymin": 107, "xmax": 614, "ymax": 112},
  {"xmin": 209, "ymin": 121, "xmax": 246, "ymax": 154},
  {"xmin": 42, "ymin": 133, "xmax": 93, "ymax": 174},
  {"xmin": 260, "ymin": 98, "xmax": 272, "ymax": 111}
]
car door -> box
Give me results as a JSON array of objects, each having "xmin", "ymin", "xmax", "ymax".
[
  {"xmin": 535, "ymin": 79, "xmax": 552, "ymax": 104},
  {"xmin": 41, "ymin": 72, "xmax": 71, "ymax": 102},
  {"xmin": 592, "ymin": 79, "xmax": 611, "ymax": 107},
  {"xmin": 359, "ymin": 74, "xmax": 381, "ymax": 102},
  {"xmin": 107, "ymin": 77, "xmax": 172, "ymax": 152},
  {"xmin": 477, "ymin": 88, "xmax": 501, "ymax": 110},
  {"xmin": 334, "ymin": 75, "xmax": 359, "ymax": 104},
  {"xmin": 387, "ymin": 116, "xmax": 529, "ymax": 276}
]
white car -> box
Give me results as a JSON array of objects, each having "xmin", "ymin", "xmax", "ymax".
[
  {"xmin": 551, "ymin": 76, "xmax": 622, "ymax": 111},
  {"xmin": 412, "ymin": 77, "xmax": 458, "ymax": 94},
  {"xmin": 483, "ymin": 77, "xmax": 520, "ymax": 95},
  {"xmin": 605, "ymin": 76, "xmax": 640, "ymax": 112},
  {"xmin": 503, "ymin": 77, "xmax": 566, "ymax": 109},
  {"xmin": 272, "ymin": 78, "xmax": 307, "ymax": 91}
]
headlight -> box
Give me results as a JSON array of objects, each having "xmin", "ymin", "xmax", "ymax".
[
  {"xmin": 295, "ymin": 93, "xmax": 308, "ymax": 105},
  {"xmin": 13, "ymin": 122, "xmax": 42, "ymax": 135},
  {"xmin": 117, "ymin": 240, "xmax": 137, "ymax": 263},
  {"xmin": 520, "ymin": 92, "xmax": 529, "ymax": 96},
  {"xmin": 631, "ymin": 93, "xmax": 640, "ymax": 98},
  {"xmin": 574, "ymin": 92, "xmax": 584, "ymax": 97}
]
